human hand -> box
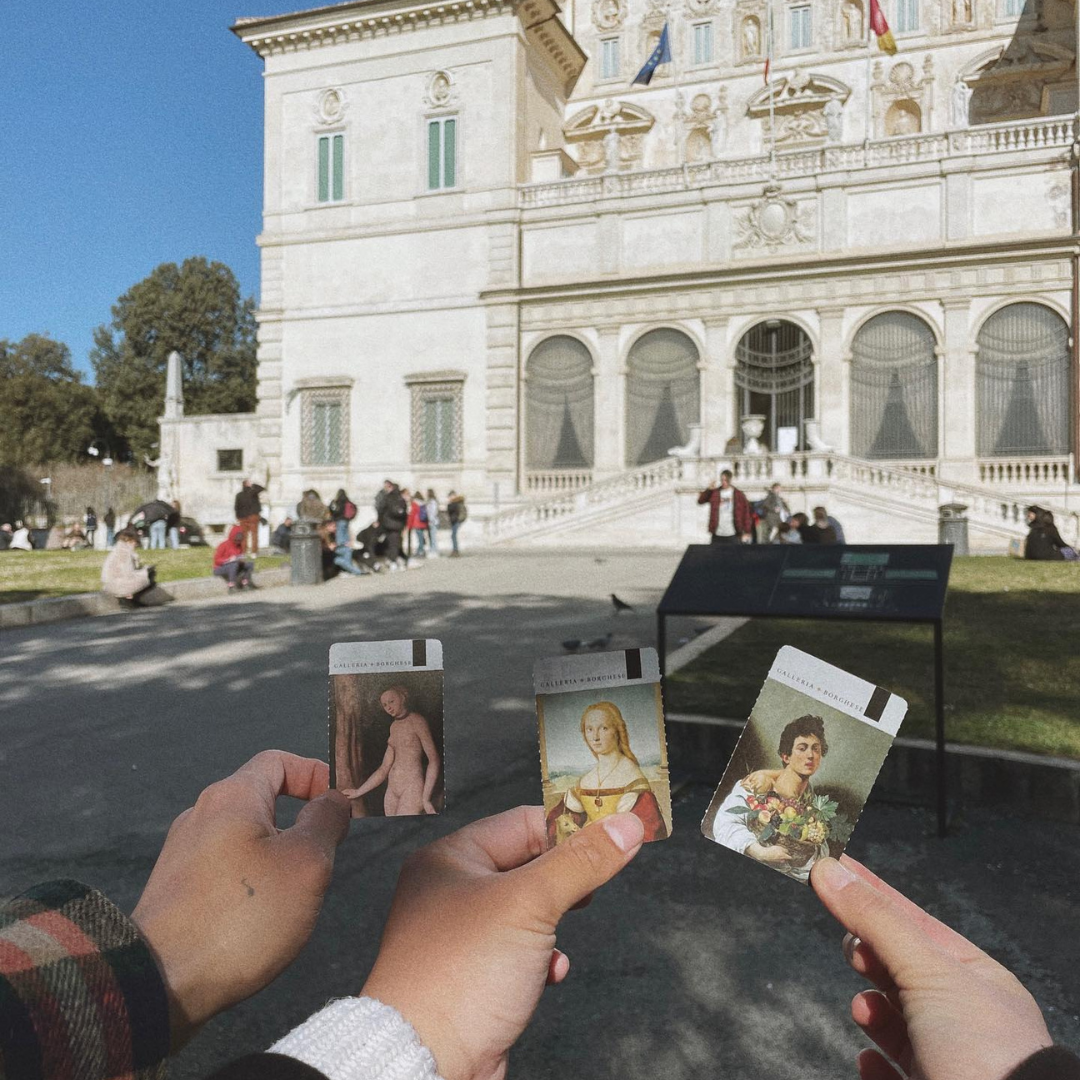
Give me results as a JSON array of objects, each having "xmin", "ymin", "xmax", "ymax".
[
  {"xmin": 740, "ymin": 769, "xmax": 780, "ymax": 795},
  {"xmin": 746, "ymin": 840, "xmax": 792, "ymax": 865},
  {"xmin": 132, "ymin": 750, "xmax": 350, "ymax": 1050},
  {"xmin": 361, "ymin": 805, "xmax": 644, "ymax": 1080},
  {"xmin": 812, "ymin": 856, "xmax": 1052, "ymax": 1080}
]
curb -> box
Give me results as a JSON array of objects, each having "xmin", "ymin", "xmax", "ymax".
[
  {"xmin": 0, "ymin": 566, "xmax": 292, "ymax": 630},
  {"xmin": 667, "ymin": 711, "xmax": 1080, "ymax": 825}
]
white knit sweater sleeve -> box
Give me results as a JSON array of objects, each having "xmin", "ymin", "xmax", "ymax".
[{"xmin": 269, "ymin": 996, "xmax": 444, "ymax": 1080}]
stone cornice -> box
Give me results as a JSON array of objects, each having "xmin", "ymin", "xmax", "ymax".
[
  {"xmin": 480, "ymin": 236, "xmax": 1079, "ymax": 304},
  {"xmin": 233, "ymin": 0, "xmax": 585, "ymax": 88}
]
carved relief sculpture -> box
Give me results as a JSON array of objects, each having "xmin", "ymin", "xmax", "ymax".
[
  {"xmin": 734, "ymin": 184, "xmax": 816, "ymax": 250},
  {"xmin": 423, "ymin": 70, "xmax": 457, "ymax": 108},
  {"xmin": 951, "ymin": 80, "xmax": 972, "ymax": 126},
  {"xmin": 824, "ymin": 97, "xmax": 843, "ymax": 141},
  {"xmin": 841, "ymin": 0, "xmax": 865, "ymax": 43},
  {"xmin": 741, "ymin": 15, "xmax": 762, "ymax": 57},
  {"xmin": 747, "ymin": 69, "xmax": 851, "ymax": 147},
  {"xmin": 592, "ymin": 0, "xmax": 626, "ymax": 30},
  {"xmin": 871, "ymin": 56, "xmax": 933, "ymax": 136},
  {"xmin": 564, "ymin": 99, "xmax": 656, "ymax": 174},
  {"xmin": 315, "ymin": 87, "xmax": 348, "ymax": 125}
]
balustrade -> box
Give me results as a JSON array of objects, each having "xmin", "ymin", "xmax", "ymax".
[
  {"xmin": 526, "ymin": 470, "xmax": 593, "ymax": 496},
  {"xmin": 519, "ymin": 116, "xmax": 1077, "ymax": 210},
  {"xmin": 977, "ymin": 457, "xmax": 1072, "ymax": 487}
]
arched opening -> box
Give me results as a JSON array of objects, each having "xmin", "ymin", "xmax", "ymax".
[
  {"xmin": 734, "ymin": 320, "xmax": 814, "ymax": 452},
  {"xmin": 976, "ymin": 303, "xmax": 1070, "ymax": 457},
  {"xmin": 885, "ymin": 99, "xmax": 922, "ymax": 136},
  {"xmin": 850, "ymin": 312, "xmax": 938, "ymax": 460},
  {"xmin": 625, "ymin": 329, "xmax": 700, "ymax": 465},
  {"xmin": 525, "ymin": 336, "xmax": 595, "ymax": 474}
]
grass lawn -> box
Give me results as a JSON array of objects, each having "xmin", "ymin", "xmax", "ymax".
[
  {"xmin": 0, "ymin": 548, "xmax": 287, "ymax": 604},
  {"xmin": 666, "ymin": 557, "xmax": 1080, "ymax": 760}
]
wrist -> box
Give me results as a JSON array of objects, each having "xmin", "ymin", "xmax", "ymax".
[{"xmin": 131, "ymin": 906, "xmax": 205, "ymax": 1050}]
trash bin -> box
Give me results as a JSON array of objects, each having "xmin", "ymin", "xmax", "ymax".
[
  {"xmin": 938, "ymin": 503, "xmax": 969, "ymax": 556},
  {"xmin": 290, "ymin": 520, "xmax": 324, "ymax": 586}
]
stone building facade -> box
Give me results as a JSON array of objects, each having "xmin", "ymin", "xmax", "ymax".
[{"xmin": 164, "ymin": 0, "xmax": 1078, "ymax": 545}]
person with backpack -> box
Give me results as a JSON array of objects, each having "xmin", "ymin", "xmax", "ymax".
[
  {"xmin": 329, "ymin": 489, "xmax": 358, "ymax": 548},
  {"xmin": 447, "ymin": 490, "xmax": 467, "ymax": 556},
  {"xmin": 406, "ymin": 490, "xmax": 427, "ymax": 557}
]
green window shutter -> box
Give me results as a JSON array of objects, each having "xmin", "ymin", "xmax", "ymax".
[
  {"xmin": 332, "ymin": 134, "xmax": 344, "ymax": 200},
  {"xmin": 428, "ymin": 121, "xmax": 441, "ymax": 189},
  {"xmin": 318, "ymin": 136, "xmax": 330, "ymax": 202},
  {"xmin": 443, "ymin": 119, "xmax": 456, "ymax": 188}
]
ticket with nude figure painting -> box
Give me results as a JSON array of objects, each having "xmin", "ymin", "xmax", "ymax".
[
  {"xmin": 534, "ymin": 648, "xmax": 672, "ymax": 847},
  {"xmin": 329, "ymin": 640, "xmax": 444, "ymax": 819},
  {"xmin": 700, "ymin": 646, "xmax": 907, "ymax": 884}
]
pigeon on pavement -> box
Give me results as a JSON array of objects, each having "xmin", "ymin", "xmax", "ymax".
[
  {"xmin": 562, "ymin": 639, "xmax": 582, "ymax": 652},
  {"xmin": 611, "ymin": 593, "xmax": 634, "ymax": 613},
  {"xmin": 586, "ymin": 632, "xmax": 613, "ymax": 650}
]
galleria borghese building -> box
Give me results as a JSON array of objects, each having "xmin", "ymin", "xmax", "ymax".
[{"xmin": 159, "ymin": 0, "xmax": 1079, "ymax": 548}]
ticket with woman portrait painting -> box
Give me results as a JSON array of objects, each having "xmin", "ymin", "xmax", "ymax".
[
  {"xmin": 329, "ymin": 639, "xmax": 445, "ymax": 820},
  {"xmin": 701, "ymin": 645, "xmax": 907, "ymax": 884},
  {"xmin": 534, "ymin": 648, "xmax": 672, "ymax": 847}
]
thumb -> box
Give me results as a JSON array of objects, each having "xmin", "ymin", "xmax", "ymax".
[
  {"xmin": 282, "ymin": 788, "xmax": 351, "ymax": 863},
  {"xmin": 811, "ymin": 858, "xmax": 947, "ymax": 982},
  {"xmin": 516, "ymin": 813, "xmax": 644, "ymax": 923}
]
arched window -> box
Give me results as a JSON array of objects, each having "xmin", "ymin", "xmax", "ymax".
[
  {"xmin": 976, "ymin": 303, "xmax": 1070, "ymax": 457},
  {"xmin": 734, "ymin": 321, "xmax": 814, "ymax": 452},
  {"xmin": 625, "ymin": 329, "xmax": 700, "ymax": 466},
  {"xmin": 525, "ymin": 336, "xmax": 594, "ymax": 470},
  {"xmin": 850, "ymin": 312, "xmax": 938, "ymax": 459}
]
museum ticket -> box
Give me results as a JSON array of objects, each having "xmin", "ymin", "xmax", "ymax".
[
  {"xmin": 329, "ymin": 639, "xmax": 445, "ymax": 819},
  {"xmin": 700, "ymin": 645, "xmax": 907, "ymax": 884},
  {"xmin": 534, "ymin": 647, "xmax": 672, "ymax": 847}
]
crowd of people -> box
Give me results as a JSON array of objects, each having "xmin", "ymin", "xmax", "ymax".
[
  {"xmin": 698, "ymin": 475, "xmax": 846, "ymax": 546},
  {"xmin": 266, "ymin": 480, "xmax": 468, "ymax": 579},
  {"xmin": 0, "ymin": 748, "xmax": 1072, "ymax": 1080}
]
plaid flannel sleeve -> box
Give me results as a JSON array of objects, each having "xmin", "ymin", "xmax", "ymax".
[{"xmin": 0, "ymin": 879, "xmax": 169, "ymax": 1080}]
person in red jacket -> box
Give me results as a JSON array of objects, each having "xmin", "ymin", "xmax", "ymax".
[
  {"xmin": 213, "ymin": 524, "xmax": 255, "ymax": 592},
  {"xmin": 698, "ymin": 469, "xmax": 753, "ymax": 544}
]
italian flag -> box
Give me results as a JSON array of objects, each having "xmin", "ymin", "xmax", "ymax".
[{"xmin": 870, "ymin": 0, "xmax": 897, "ymax": 53}]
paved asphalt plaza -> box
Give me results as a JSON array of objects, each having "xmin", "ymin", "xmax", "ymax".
[{"xmin": 1, "ymin": 549, "xmax": 1078, "ymax": 1077}]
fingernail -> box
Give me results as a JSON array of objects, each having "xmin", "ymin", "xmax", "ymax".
[
  {"xmin": 602, "ymin": 814, "xmax": 644, "ymax": 853},
  {"xmin": 819, "ymin": 858, "xmax": 857, "ymax": 890}
]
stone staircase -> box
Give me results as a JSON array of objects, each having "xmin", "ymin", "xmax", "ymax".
[{"xmin": 481, "ymin": 453, "xmax": 1080, "ymax": 551}]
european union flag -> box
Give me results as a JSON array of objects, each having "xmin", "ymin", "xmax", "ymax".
[{"xmin": 632, "ymin": 22, "xmax": 671, "ymax": 86}]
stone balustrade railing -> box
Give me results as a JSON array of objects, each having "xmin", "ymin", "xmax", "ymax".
[
  {"xmin": 520, "ymin": 115, "xmax": 1077, "ymax": 209},
  {"xmin": 525, "ymin": 469, "xmax": 594, "ymax": 495},
  {"xmin": 484, "ymin": 456, "xmax": 685, "ymax": 540},
  {"xmin": 977, "ymin": 456, "xmax": 1074, "ymax": 487}
]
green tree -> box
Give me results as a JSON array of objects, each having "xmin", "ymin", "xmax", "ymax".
[
  {"xmin": 0, "ymin": 335, "xmax": 104, "ymax": 467},
  {"xmin": 91, "ymin": 257, "xmax": 257, "ymax": 460}
]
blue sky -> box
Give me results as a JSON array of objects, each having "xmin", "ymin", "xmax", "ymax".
[{"xmin": 1, "ymin": 3, "xmax": 304, "ymax": 379}]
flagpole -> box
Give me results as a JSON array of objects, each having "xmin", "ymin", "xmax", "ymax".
[
  {"xmin": 767, "ymin": 0, "xmax": 776, "ymax": 179},
  {"xmin": 863, "ymin": 6, "xmax": 873, "ymax": 154}
]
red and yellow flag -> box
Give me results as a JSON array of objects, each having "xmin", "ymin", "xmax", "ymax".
[{"xmin": 869, "ymin": 0, "xmax": 897, "ymax": 53}]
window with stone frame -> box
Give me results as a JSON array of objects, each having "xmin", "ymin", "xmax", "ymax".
[
  {"xmin": 895, "ymin": 0, "xmax": 919, "ymax": 32},
  {"xmin": 217, "ymin": 449, "xmax": 244, "ymax": 473},
  {"xmin": 599, "ymin": 37, "xmax": 621, "ymax": 79},
  {"xmin": 408, "ymin": 374, "xmax": 464, "ymax": 464},
  {"xmin": 301, "ymin": 387, "xmax": 349, "ymax": 466},
  {"xmin": 317, "ymin": 133, "xmax": 345, "ymax": 202},
  {"xmin": 692, "ymin": 22, "xmax": 715, "ymax": 65},
  {"xmin": 789, "ymin": 4, "xmax": 812, "ymax": 48}
]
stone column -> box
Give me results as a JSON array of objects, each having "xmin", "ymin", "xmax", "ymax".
[
  {"xmin": 816, "ymin": 306, "xmax": 848, "ymax": 454},
  {"xmin": 939, "ymin": 298, "xmax": 978, "ymax": 484},
  {"xmin": 592, "ymin": 326, "xmax": 625, "ymax": 478},
  {"xmin": 700, "ymin": 316, "xmax": 732, "ymax": 457}
]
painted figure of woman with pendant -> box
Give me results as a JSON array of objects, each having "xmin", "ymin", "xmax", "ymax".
[{"xmin": 546, "ymin": 701, "xmax": 668, "ymax": 844}]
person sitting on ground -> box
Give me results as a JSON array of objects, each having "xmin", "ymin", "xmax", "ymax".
[
  {"xmin": 327, "ymin": 532, "xmax": 366, "ymax": 577},
  {"xmin": 270, "ymin": 516, "xmax": 294, "ymax": 553},
  {"xmin": 213, "ymin": 524, "xmax": 256, "ymax": 592},
  {"xmin": 9, "ymin": 521, "xmax": 33, "ymax": 551},
  {"xmin": 774, "ymin": 519, "xmax": 803, "ymax": 544},
  {"xmin": 0, "ymin": 749, "xmax": 1071, "ymax": 1080},
  {"xmin": 101, "ymin": 527, "xmax": 156, "ymax": 606},
  {"xmin": 354, "ymin": 519, "xmax": 384, "ymax": 572},
  {"xmin": 1024, "ymin": 505, "xmax": 1067, "ymax": 561},
  {"xmin": 0, "ymin": 523, "xmax": 12, "ymax": 550},
  {"xmin": 62, "ymin": 521, "xmax": 88, "ymax": 550},
  {"xmin": 811, "ymin": 506, "xmax": 839, "ymax": 544}
]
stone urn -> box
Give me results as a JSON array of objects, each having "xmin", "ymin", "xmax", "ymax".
[
  {"xmin": 740, "ymin": 414, "xmax": 766, "ymax": 455},
  {"xmin": 803, "ymin": 418, "xmax": 833, "ymax": 452}
]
